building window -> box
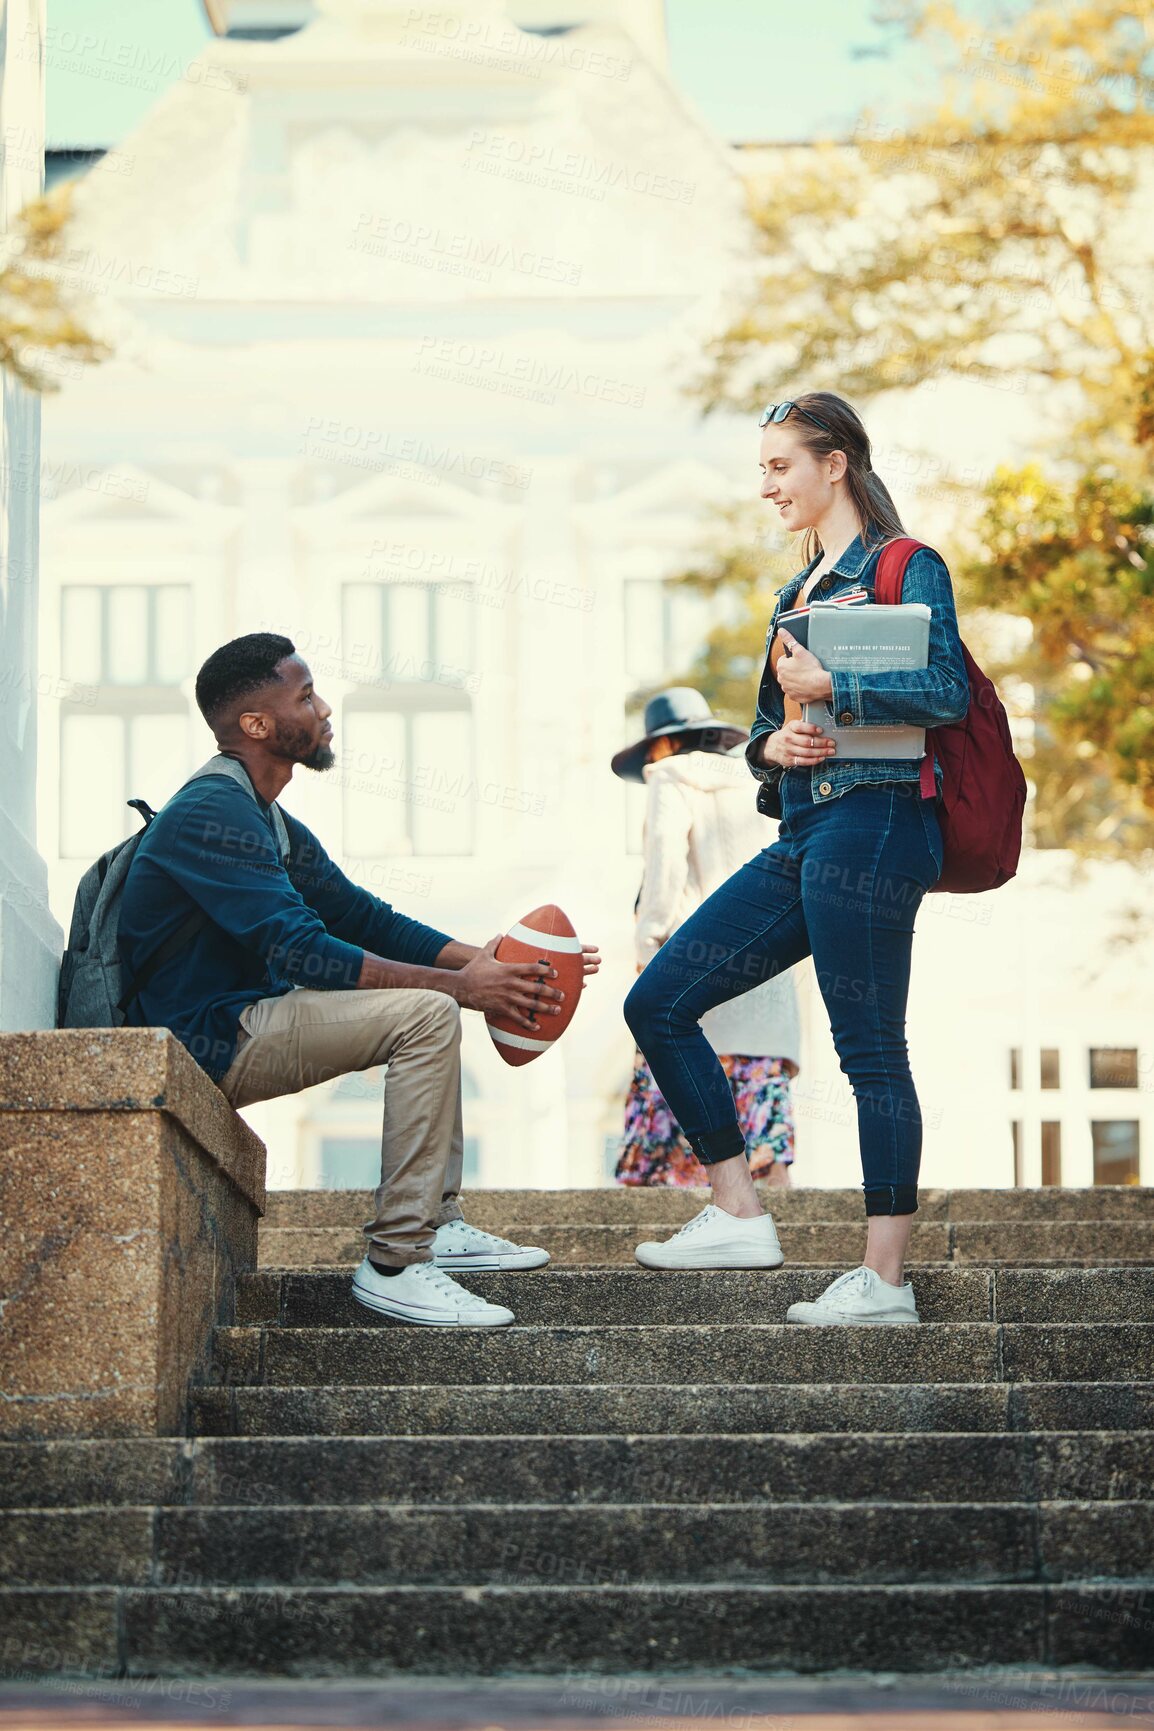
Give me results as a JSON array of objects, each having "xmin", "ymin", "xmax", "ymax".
[
  {"xmin": 1009, "ymin": 1048, "xmax": 1021, "ymax": 1089},
  {"xmin": 1092, "ymin": 1121, "xmax": 1140, "ymax": 1187},
  {"xmin": 57, "ymin": 583, "xmax": 193, "ymax": 860},
  {"xmin": 311, "ymin": 1068, "xmax": 382, "ymax": 1189},
  {"xmin": 59, "ymin": 707, "xmax": 189, "ymax": 858},
  {"xmin": 1011, "ymin": 1120, "xmax": 1023, "ymax": 1187},
  {"xmin": 61, "ymin": 583, "xmax": 191, "ymax": 686},
  {"xmin": 316, "ymin": 1133, "xmax": 479, "ymax": 1194},
  {"xmin": 1089, "ymin": 1048, "xmax": 1139, "ymax": 1089},
  {"xmin": 623, "ymin": 578, "xmax": 709, "ymax": 693},
  {"xmin": 341, "ymin": 583, "xmax": 475, "ymax": 858},
  {"xmin": 342, "ymin": 581, "xmax": 474, "ymax": 690},
  {"xmin": 317, "ymin": 1135, "xmax": 380, "ymax": 1190},
  {"xmin": 312, "ymin": 1064, "xmax": 483, "ymax": 1188},
  {"xmin": 621, "ymin": 703, "xmax": 650, "ymax": 856},
  {"xmin": 1040, "ymin": 1121, "xmax": 1062, "ymax": 1186},
  {"xmin": 1040, "ymin": 1048, "xmax": 1061, "ymax": 1090},
  {"xmin": 342, "ymin": 703, "xmax": 473, "ymax": 857}
]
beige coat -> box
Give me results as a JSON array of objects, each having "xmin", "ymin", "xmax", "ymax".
[{"xmin": 635, "ymin": 748, "xmax": 801, "ymax": 1067}]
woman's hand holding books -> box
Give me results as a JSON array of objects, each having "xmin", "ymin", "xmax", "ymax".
[
  {"xmin": 774, "ymin": 630, "xmax": 834, "ymax": 703},
  {"xmin": 759, "ymin": 720, "xmax": 838, "ymax": 771}
]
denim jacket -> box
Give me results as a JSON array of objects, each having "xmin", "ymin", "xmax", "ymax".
[{"xmin": 746, "ymin": 531, "xmax": 970, "ymax": 807}]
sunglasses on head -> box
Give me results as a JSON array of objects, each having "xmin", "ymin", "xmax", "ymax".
[{"xmin": 758, "ymin": 401, "xmax": 832, "ymax": 435}]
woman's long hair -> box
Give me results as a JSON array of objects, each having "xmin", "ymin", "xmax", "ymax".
[{"xmin": 777, "ymin": 391, "xmax": 906, "ymax": 564}]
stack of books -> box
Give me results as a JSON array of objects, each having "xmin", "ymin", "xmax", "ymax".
[
  {"xmin": 774, "ymin": 599, "xmax": 932, "ymax": 759},
  {"xmin": 772, "ymin": 585, "xmax": 869, "ymax": 640}
]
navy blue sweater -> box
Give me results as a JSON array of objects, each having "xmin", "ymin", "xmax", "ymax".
[{"xmin": 118, "ymin": 773, "xmax": 454, "ymax": 1084}]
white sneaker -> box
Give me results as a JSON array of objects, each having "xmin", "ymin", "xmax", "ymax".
[
  {"xmin": 634, "ymin": 1204, "xmax": 784, "ymax": 1270},
  {"xmin": 351, "ymin": 1256, "xmax": 514, "ymax": 1326},
  {"xmin": 432, "ymin": 1218, "xmax": 550, "ymax": 1271},
  {"xmin": 786, "ymin": 1265, "xmax": 920, "ymax": 1326}
]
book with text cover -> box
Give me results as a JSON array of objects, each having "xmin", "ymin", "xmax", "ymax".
[
  {"xmin": 770, "ymin": 585, "xmax": 869, "ymax": 653},
  {"xmin": 803, "ymin": 602, "xmax": 931, "ymax": 759}
]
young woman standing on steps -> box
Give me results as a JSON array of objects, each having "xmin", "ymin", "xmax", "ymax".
[{"xmin": 624, "ymin": 391, "xmax": 970, "ymax": 1324}]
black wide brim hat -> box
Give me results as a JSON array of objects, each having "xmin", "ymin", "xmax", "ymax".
[{"xmin": 611, "ymin": 686, "xmax": 749, "ymax": 782}]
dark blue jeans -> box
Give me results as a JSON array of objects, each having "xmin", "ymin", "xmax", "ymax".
[{"xmin": 623, "ymin": 778, "xmax": 944, "ymax": 1216}]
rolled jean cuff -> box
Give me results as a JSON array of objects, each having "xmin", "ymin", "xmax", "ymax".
[
  {"xmin": 864, "ymin": 1185, "xmax": 919, "ymax": 1218},
  {"xmin": 689, "ymin": 1122, "xmax": 747, "ymax": 1167}
]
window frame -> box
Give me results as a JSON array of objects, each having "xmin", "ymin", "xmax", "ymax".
[
  {"xmin": 61, "ymin": 581, "xmax": 193, "ymax": 688},
  {"xmin": 1091, "ymin": 1119, "xmax": 1140, "ymax": 1187},
  {"xmin": 340, "ymin": 581, "xmax": 478, "ymax": 859},
  {"xmin": 1088, "ymin": 1048, "xmax": 1140, "ymax": 1090}
]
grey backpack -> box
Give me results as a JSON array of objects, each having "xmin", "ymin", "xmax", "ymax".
[{"xmin": 56, "ymin": 754, "xmax": 291, "ymax": 1030}]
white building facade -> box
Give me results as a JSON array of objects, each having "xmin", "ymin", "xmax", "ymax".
[{"xmin": 35, "ymin": 0, "xmax": 1154, "ymax": 1191}]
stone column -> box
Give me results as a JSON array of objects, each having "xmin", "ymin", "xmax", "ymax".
[{"xmin": 0, "ymin": 0, "xmax": 63, "ymax": 1030}]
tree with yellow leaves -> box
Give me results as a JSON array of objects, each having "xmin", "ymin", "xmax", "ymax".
[
  {"xmin": 705, "ymin": 0, "xmax": 1153, "ymax": 444},
  {"xmin": 1, "ymin": 181, "xmax": 108, "ymax": 392},
  {"xmin": 964, "ymin": 451, "xmax": 1154, "ymax": 852},
  {"xmin": 676, "ymin": 0, "xmax": 1154, "ymax": 856}
]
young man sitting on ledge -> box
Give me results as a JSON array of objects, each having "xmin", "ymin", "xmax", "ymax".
[{"xmin": 119, "ymin": 632, "xmax": 600, "ymax": 1328}]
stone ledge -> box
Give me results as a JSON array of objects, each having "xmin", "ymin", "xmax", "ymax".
[
  {"xmin": 0, "ymin": 1031, "xmax": 266, "ymax": 1439},
  {"xmin": 0, "ymin": 1029, "xmax": 264, "ymax": 1213}
]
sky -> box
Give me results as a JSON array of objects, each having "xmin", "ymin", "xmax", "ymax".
[
  {"xmin": 45, "ymin": 0, "xmax": 936, "ymax": 149},
  {"xmin": 666, "ymin": 0, "xmax": 935, "ymax": 144}
]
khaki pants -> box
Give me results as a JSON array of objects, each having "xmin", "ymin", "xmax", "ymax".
[{"xmin": 217, "ymin": 987, "xmax": 464, "ymax": 1266}]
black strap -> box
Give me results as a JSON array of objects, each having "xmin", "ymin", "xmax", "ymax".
[
  {"xmin": 117, "ymin": 908, "xmax": 212, "ymax": 1015},
  {"xmin": 116, "ymin": 768, "xmax": 291, "ymax": 1016}
]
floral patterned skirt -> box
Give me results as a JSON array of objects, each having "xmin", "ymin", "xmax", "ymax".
[{"xmin": 615, "ymin": 1050, "xmax": 796, "ymax": 1188}]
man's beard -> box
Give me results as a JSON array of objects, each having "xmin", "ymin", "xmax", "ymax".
[{"xmin": 274, "ymin": 721, "xmax": 336, "ymax": 772}]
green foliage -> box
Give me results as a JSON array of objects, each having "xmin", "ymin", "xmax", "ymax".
[
  {"xmin": 673, "ymin": 0, "xmax": 1154, "ymax": 855},
  {"xmin": 963, "ymin": 461, "xmax": 1154, "ymax": 850},
  {"xmin": 704, "ymin": 1, "xmax": 1154, "ymax": 439}
]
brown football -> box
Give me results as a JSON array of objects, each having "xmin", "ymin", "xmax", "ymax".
[{"xmin": 485, "ymin": 904, "xmax": 584, "ymax": 1067}]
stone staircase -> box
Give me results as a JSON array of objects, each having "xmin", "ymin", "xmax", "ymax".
[
  {"xmin": 3, "ymin": 1185, "xmax": 1154, "ymax": 1680},
  {"xmin": 259, "ymin": 1184, "xmax": 1154, "ymax": 1269}
]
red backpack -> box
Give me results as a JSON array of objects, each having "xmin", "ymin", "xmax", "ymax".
[{"xmin": 875, "ymin": 537, "xmax": 1027, "ymax": 895}]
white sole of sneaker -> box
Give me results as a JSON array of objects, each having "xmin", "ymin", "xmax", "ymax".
[
  {"xmin": 634, "ymin": 1246, "xmax": 785, "ymax": 1270},
  {"xmin": 351, "ymin": 1282, "xmax": 513, "ymax": 1327},
  {"xmin": 432, "ymin": 1249, "xmax": 550, "ymax": 1271},
  {"xmin": 786, "ymin": 1310, "xmax": 920, "ymax": 1326}
]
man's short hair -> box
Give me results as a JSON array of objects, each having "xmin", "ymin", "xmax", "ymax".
[{"xmin": 195, "ymin": 633, "xmax": 297, "ymax": 730}]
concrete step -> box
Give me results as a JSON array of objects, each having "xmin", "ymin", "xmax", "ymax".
[
  {"xmin": 13, "ymin": 1500, "xmax": 1152, "ymax": 1588},
  {"xmin": 953, "ymin": 1222, "xmax": 1154, "ymax": 1264},
  {"xmin": 191, "ymin": 1380, "xmax": 1154, "ymax": 1438},
  {"xmin": 257, "ymin": 1219, "xmax": 1154, "ymax": 1269},
  {"xmin": 10, "ymin": 1167, "xmax": 1154, "ymax": 1685},
  {"xmin": 5, "ymin": 1432, "xmax": 1148, "ymax": 1511},
  {"xmin": 210, "ymin": 1322, "xmax": 1154, "ymax": 1390},
  {"xmin": 0, "ymin": 1440, "xmax": 189, "ymax": 1509},
  {"xmin": 3, "ymin": 1580, "xmax": 1149, "ymax": 1672},
  {"xmin": 257, "ymin": 1221, "xmax": 948, "ymax": 1267},
  {"xmin": 263, "ymin": 1186, "xmax": 1154, "ymax": 1228},
  {"xmin": 237, "ymin": 1265, "xmax": 1154, "ymax": 1327}
]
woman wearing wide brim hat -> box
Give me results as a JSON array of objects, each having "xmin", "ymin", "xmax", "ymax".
[
  {"xmin": 612, "ymin": 688, "xmax": 801, "ymax": 1190},
  {"xmin": 610, "ymin": 688, "xmax": 748, "ymax": 783}
]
